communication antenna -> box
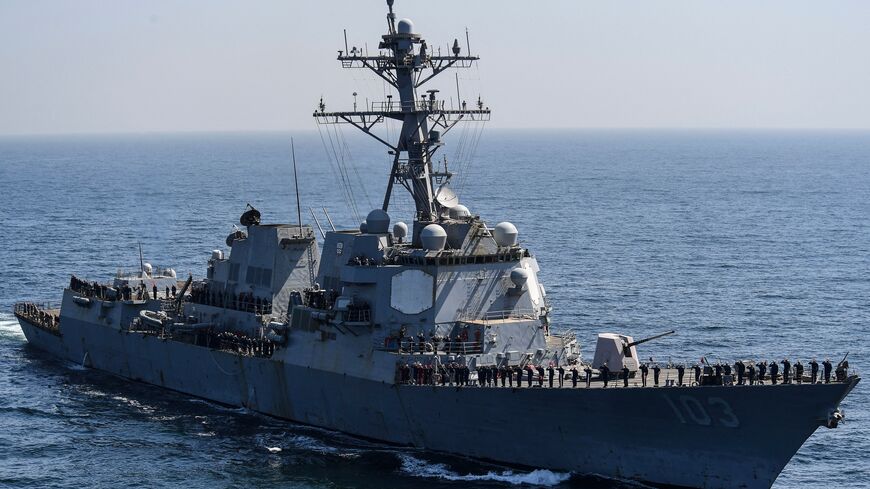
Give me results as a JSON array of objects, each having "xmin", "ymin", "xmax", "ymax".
[
  {"xmin": 291, "ymin": 137, "xmax": 303, "ymax": 234},
  {"xmin": 465, "ymin": 27, "xmax": 471, "ymax": 56},
  {"xmin": 322, "ymin": 207, "xmax": 337, "ymax": 232},
  {"xmin": 455, "ymin": 72, "xmax": 461, "ymax": 105},
  {"xmin": 138, "ymin": 242, "xmax": 144, "ymax": 275},
  {"xmin": 309, "ymin": 207, "xmax": 325, "ymax": 238}
]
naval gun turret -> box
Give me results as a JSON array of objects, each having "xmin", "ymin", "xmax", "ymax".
[{"xmin": 592, "ymin": 330, "xmax": 675, "ymax": 374}]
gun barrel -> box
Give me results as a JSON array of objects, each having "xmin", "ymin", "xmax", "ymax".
[{"xmin": 625, "ymin": 330, "xmax": 676, "ymax": 349}]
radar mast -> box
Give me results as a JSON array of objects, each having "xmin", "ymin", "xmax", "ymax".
[{"xmin": 314, "ymin": 0, "xmax": 490, "ymax": 223}]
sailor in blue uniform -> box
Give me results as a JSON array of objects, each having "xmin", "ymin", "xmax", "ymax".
[{"xmin": 599, "ymin": 363, "xmax": 610, "ymax": 388}]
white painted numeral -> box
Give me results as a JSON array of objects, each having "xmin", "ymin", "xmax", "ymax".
[{"xmin": 663, "ymin": 395, "xmax": 740, "ymax": 428}]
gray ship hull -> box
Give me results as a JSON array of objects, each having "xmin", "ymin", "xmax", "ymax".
[{"xmin": 17, "ymin": 316, "xmax": 857, "ymax": 489}]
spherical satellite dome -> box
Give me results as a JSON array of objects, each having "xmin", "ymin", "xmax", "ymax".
[
  {"xmin": 449, "ymin": 204, "xmax": 470, "ymax": 219},
  {"xmin": 397, "ymin": 18, "xmax": 414, "ymax": 34},
  {"xmin": 366, "ymin": 209, "xmax": 390, "ymax": 234},
  {"xmin": 359, "ymin": 220, "xmax": 368, "ymax": 234},
  {"xmin": 493, "ymin": 221, "xmax": 518, "ymax": 247},
  {"xmin": 510, "ymin": 267, "xmax": 530, "ymax": 288},
  {"xmin": 420, "ymin": 223, "xmax": 447, "ymax": 251},
  {"xmin": 393, "ymin": 221, "xmax": 408, "ymax": 240}
]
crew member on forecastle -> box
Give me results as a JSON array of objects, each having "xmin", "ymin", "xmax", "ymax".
[
  {"xmin": 599, "ymin": 363, "xmax": 610, "ymax": 388},
  {"xmin": 769, "ymin": 360, "xmax": 779, "ymax": 385},
  {"xmin": 782, "ymin": 359, "xmax": 792, "ymax": 384},
  {"xmin": 736, "ymin": 361, "xmax": 746, "ymax": 385}
]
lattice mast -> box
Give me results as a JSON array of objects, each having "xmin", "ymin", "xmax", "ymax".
[{"xmin": 314, "ymin": 0, "xmax": 490, "ymax": 223}]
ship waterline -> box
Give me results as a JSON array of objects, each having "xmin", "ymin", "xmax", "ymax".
[{"xmin": 15, "ymin": 295, "xmax": 858, "ymax": 489}]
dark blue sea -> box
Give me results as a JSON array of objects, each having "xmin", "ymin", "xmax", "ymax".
[{"xmin": 0, "ymin": 130, "xmax": 867, "ymax": 488}]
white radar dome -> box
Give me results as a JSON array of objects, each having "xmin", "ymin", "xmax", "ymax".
[
  {"xmin": 510, "ymin": 267, "xmax": 530, "ymax": 288},
  {"xmin": 366, "ymin": 209, "xmax": 390, "ymax": 234},
  {"xmin": 449, "ymin": 204, "xmax": 470, "ymax": 219},
  {"xmin": 393, "ymin": 221, "xmax": 408, "ymax": 240},
  {"xmin": 493, "ymin": 222, "xmax": 518, "ymax": 247},
  {"xmin": 420, "ymin": 224, "xmax": 447, "ymax": 251},
  {"xmin": 397, "ymin": 18, "xmax": 414, "ymax": 34},
  {"xmin": 143, "ymin": 263, "xmax": 153, "ymax": 276}
]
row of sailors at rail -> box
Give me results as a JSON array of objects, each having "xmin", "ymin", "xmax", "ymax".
[
  {"xmin": 189, "ymin": 284, "xmax": 272, "ymax": 315},
  {"xmin": 69, "ymin": 275, "xmax": 179, "ymax": 301},
  {"xmin": 17, "ymin": 303, "xmax": 59, "ymax": 331},
  {"xmin": 396, "ymin": 358, "xmax": 850, "ymax": 387},
  {"xmin": 395, "ymin": 329, "xmax": 484, "ymax": 355},
  {"xmin": 206, "ymin": 330, "xmax": 276, "ymax": 358}
]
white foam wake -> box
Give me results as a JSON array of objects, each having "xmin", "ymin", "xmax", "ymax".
[
  {"xmin": 0, "ymin": 314, "xmax": 25, "ymax": 340},
  {"xmin": 397, "ymin": 453, "xmax": 571, "ymax": 486}
]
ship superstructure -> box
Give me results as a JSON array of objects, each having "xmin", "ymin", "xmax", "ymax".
[{"xmin": 13, "ymin": 2, "xmax": 859, "ymax": 488}]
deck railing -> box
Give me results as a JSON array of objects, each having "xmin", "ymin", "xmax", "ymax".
[{"xmin": 13, "ymin": 301, "xmax": 61, "ymax": 335}]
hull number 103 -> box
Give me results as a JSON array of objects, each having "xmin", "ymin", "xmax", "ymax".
[{"xmin": 662, "ymin": 395, "xmax": 740, "ymax": 428}]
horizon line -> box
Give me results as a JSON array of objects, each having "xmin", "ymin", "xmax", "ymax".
[{"xmin": 2, "ymin": 126, "xmax": 870, "ymax": 138}]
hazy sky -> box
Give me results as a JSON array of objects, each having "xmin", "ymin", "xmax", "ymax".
[{"xmin": 1, "ymin": 0, "xmax": 869, "ymax": 135}]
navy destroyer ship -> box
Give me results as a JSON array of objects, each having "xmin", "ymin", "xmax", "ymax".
[{"xmin": 13, "ymin": 2, "xmax": 859, "ymax": 488}]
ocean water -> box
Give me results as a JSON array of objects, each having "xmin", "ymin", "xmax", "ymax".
[{"xmin": 0, "ymin": 130, "xmax": 867, "ymax": 488}]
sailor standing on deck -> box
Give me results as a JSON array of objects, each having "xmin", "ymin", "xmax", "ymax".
[
  {"xmin": 639, "ymin": 363, "xmax": 649, "ymax": 387},
  {"xmin": 583, "ymin": 366, "xmax": 591, "ymax": 388},
  {"xmin": 652, "ymin": 364, "xmax": 661, "ymax": 387},
  {"xmin": 795, "ymin": 361, "xmax": 804, "ymax": 384},
  {"xmin": 748, "ymin": 363, "xmax": 756, "ymax": 385},
  {"xmin": 693, "ymin": 364, "xmax": 701, "ymax": 385},
  {"xmin": 599, "ymin": 363, "xmax": 610, "ymax": 388},
  {"xmin": 537, "ymin": 365, "xmax": 545, "ymax": 387},
  {"xmin": 676, "ymin": 364, "xmax": 685, "ymax": 386},
  {"xmin": 758, "ymin": 361, "xmax": 767, "ymax": 384},
  {"xmin": 782, "ymin": 359, "xmax": 792, "ymax": 384},
  {"xmin": 736, "ymin": 361, "xmax": 746, "ymax": 385},
  {"xmin": 811, "ymin": 359, "xmax": 820, "ymax": 384},
  {"xmin": 152, "ymin": 284, "xmax": 158, "ymax": 301},
  {"xmin": 547, "ymin": 365, "xmax": 554, "ymax": 388},
  {"xmin": 769, "ymin": 360, "xmax": 779, "ymax": 385},
  {"xmin": 558, "ymin": 365, "xmax": 565, "ymax": 387},
  {"xmin": 622, "ymin": 366, "xmax": 630, "ymax": 387}
]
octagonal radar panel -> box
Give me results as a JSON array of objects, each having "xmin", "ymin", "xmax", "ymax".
[
  {"xmin": 391, "ymin": 269, "xmax": 434, "ymax": 314},
  {"xmin": 434, "ymin": 185, "xmax": 459, "ymax": 209}
]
